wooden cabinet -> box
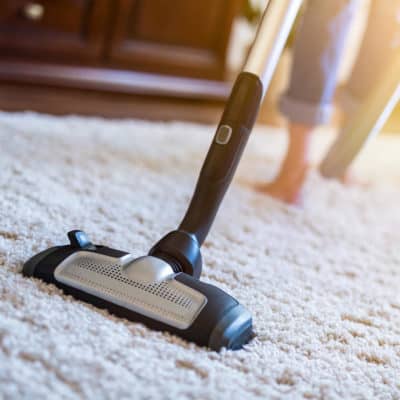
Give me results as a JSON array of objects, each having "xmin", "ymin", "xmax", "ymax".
[
  {"xmin": 0, "ymin": 0, "xmax": 241, "ymax": 118},
  {"xmin": 0, "ymin": 0, "xmax": 241, "ymax": 79}
]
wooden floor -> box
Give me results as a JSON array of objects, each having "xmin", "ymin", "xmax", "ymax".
[{"xmin": 1, "ymin": 82, "xmax": 399, "ymax": 132}]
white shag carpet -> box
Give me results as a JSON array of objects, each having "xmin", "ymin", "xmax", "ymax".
[{"xmin": 1, "ymin": 111, "xmax": 400, "ymax": 400}]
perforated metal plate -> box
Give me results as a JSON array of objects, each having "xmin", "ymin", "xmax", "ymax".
[{"xmin": 54, "ymin": 252, "xmax": 207, "ymax": 329}]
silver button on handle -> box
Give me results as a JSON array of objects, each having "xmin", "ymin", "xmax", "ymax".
[
  {"xmin": 23, "ymin": 2, "xmax": 44, "ymax": 21},
  {"xmin": 215, "ymin": 125, "xmax": 232, "ymax": 145}
]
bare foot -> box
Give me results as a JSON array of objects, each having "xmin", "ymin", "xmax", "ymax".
[
  {"xmin": 339, "ymin": 170, "xmax": 370, "ymax": 187},
  {"xmin": 256, "ymin": 165, "xmax": 309, "ymax": 204},
  {"xmin": 256, "ymin": 123, "xmax": 313, "ymax": 204}
]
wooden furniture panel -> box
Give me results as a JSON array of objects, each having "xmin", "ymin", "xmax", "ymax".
[
  {"xmin": 0, "ymin": 0, "xmax": 111, "ymax": 61},
  {"xmin": 108, "ymin": 0, "xmax": 241, "ymax": 79}
]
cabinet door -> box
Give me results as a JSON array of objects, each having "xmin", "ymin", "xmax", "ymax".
[
  {"xmin": 0, "ymin": 0, "xmax": 111, "ymax": 62},
  {"xmin": 107, "ymin": 0, "xmax": 241, "ymax": 80}
]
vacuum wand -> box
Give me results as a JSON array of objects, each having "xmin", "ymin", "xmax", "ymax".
[
  {"xmin": 179, "ymin": 0, "xmax": 302, "ymax": 245},
  {"xmin": 179, "ymin": 72, "xmax": 262, "ymax": 245}
]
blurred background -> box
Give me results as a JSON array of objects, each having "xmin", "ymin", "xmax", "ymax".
[{"xmin": 0, "ymin": 0, "xmax": 399, "ymax": 130}]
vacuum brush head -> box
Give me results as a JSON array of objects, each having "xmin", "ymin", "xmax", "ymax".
[{"xmin": 23, "ymin": 231, "xmax": 253, "ymax": 350}]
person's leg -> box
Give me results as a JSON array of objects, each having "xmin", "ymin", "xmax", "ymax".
[
  {"xmin": 325, "ymin": 0, "xmax": 400, "ymax": 181},
  {"xmin": 258, "ymin": 0, "xmax": 358, "ymax": 203},
  {"xmin": 261, "ymin": 124, "xmax": 311, "ymax": 203},
  {"xmin": 336, "ymin": 0, "xmax": 400, "ymax": 129},
  {"xmin": 320, "ymin": 55, "xmax": 400, "ymax": 180}
]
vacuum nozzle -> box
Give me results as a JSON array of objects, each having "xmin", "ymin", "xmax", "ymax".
[{"xmin": 23, "ymin": 231, "xmax": 252, "ymax": 351}]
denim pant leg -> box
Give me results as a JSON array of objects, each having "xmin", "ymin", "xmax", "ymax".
[
  {"xmin": 279, "ymin": 0, "xmax": 359, "ymax": 125},
  {"xmin": 337, "ymin": 0, "xmax": 400, "ymax": 115}
]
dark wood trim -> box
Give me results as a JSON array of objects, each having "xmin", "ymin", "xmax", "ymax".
[
  {"xmin": 0, "ymin": 82, "xmax": 224, "ymax": 123},
  {"xmin": 0, "ymin": 60, "xmax": 231, "ymax": 100}
]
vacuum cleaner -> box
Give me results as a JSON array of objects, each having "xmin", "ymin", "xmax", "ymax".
[{"xmin": 22, "ymin": 0, "xmax": 302, "ymax": 351}]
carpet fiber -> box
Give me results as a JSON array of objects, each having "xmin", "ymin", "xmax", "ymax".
[{"xmin": 1, "ymin": 111, "xmax": 400, "ymax": 399}]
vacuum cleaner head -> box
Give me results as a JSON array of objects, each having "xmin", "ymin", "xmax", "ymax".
[
  {"xmin": 23, "ymin": 65, "xmax": 271, "ymax": 350},
  {"xmin": 24, "ymin": 230, "xmax": 252, "ymax": 350}
]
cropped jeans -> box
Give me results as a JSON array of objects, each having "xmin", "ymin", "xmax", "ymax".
[{"xmin": 279, "ymin": 0, "xmax": 400, "ymax": 125}]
